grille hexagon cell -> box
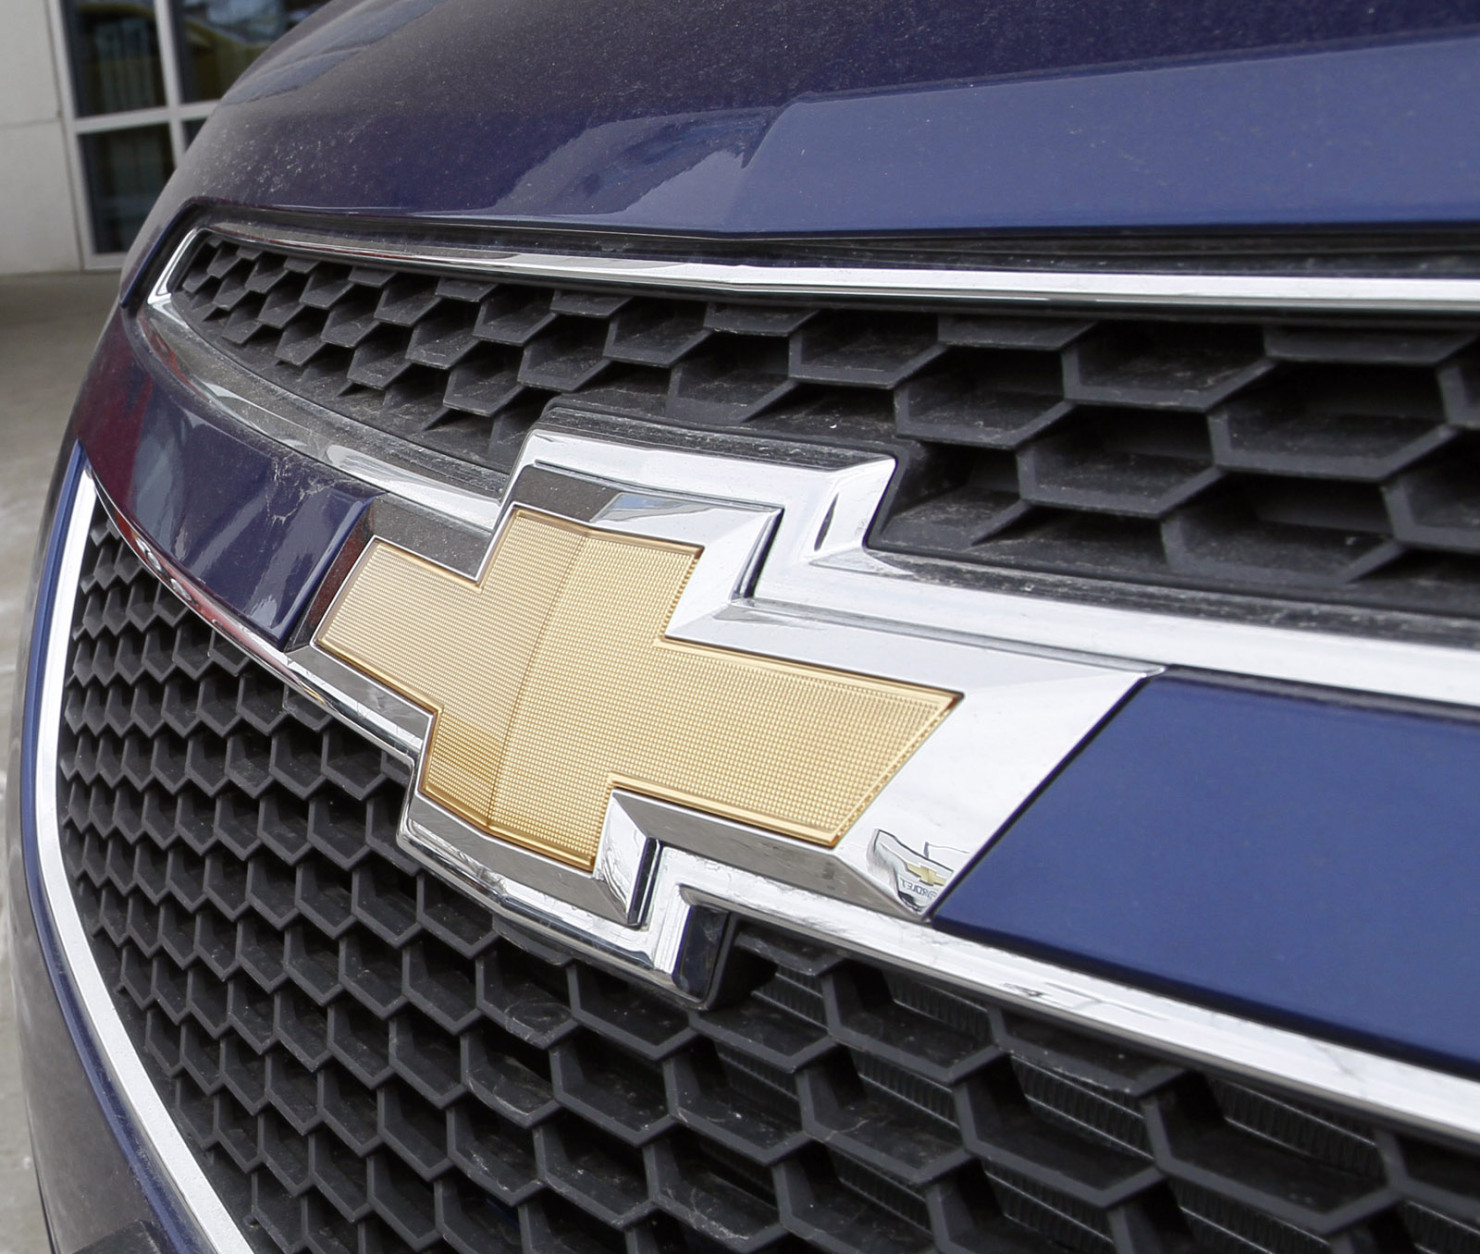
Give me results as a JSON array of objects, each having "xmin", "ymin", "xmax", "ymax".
[{"xmin": 60, "ymin": 510, "xmax": 1480, "ymax": 1254}]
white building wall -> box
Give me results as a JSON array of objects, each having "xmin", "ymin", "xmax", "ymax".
[{"xmin": 0, "ymin": 0, "xmax": 83, "ymax": 275}]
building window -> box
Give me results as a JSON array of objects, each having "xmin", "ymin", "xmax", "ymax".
[
  {"xmin": 79, "ymin": 124, "xmax": 175, "ymax": 253},
  {"xmin": 52, "ymin": 0, "xmax": 327, "ymax": 263},
  {"xmin": 63, "ymin": 0, "xmax": 167, "ymax": 116}
]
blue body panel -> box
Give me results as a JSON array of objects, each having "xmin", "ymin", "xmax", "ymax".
[
  {"xmin": 72, "ymin": 315, "xmax": 376, "ymax": 645},
  {"xmin": 933, "ymin": 678, "xmax": 1480, "ymax": 1077},
  {"xmin": 127, "ymin": 0, "xmax": 1480, "ymax": 284}
]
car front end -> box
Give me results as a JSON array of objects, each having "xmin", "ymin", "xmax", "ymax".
[{"xmin": 14, "ymin": 5, "xmax": 1480, "ymax": 1254}]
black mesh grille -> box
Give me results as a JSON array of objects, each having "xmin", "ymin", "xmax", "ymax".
[
  {"xmin": 61, "ymin": 511, "xmax": 1480, "ymax": 1254},
  {"xmin": 169, "ymin": 230, "xmax": 1480, "ymax": 622}
]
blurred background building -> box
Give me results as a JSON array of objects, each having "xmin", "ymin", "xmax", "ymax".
[{"xmin": 0, "ymin": 0, "xmax": 324, "ymax": 275}]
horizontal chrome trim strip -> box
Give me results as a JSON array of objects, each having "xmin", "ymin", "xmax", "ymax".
[
  {"xmin": 84, "ymin": 465, "xmax": 1480, "ymax": 1145},
  {"xmin": 213, "ymin": 218, "xmax": 1480, "ymax": 313},
  {"xmin": 35, "ymin": 469, "xmax": 254, "ymax": 1254}
]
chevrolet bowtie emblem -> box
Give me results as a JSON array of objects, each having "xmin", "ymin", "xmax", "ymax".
[{"xmin": 317, "ymin": 506, "xmax": 956, "ymax": 871}]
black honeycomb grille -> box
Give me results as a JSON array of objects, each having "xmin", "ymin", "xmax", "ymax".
[
  {"xmin": 60, "ymin": 511, "xmax": 1480, "ymax": 1254},
  {"xmin": 170, "ymin": 231, "xmax": 1480, "ymax": 623}
]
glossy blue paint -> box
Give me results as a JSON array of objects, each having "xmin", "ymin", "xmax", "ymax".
[
  {"xmin": 72, "ymin": 314, "xmax": 376, "ymax": 645},
  {"xmin": 933, "ymin": 678, "xmax": 1480, "ymax": 1076},
  {"xmin": 128, "ymin": 0, "xmax": 1480, "ymax": 285}
]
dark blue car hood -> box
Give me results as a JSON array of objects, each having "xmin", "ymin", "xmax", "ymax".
[{"xmin": 130, "ymin": 0, "xmax": 1480, "ymax": 283}]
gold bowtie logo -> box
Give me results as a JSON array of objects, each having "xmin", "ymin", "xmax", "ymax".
[{"xmin": 317, "ymin": 507, "xmax": 956, "ymax": 872}]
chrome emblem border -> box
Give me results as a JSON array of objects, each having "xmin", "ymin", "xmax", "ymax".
[{"xmin": 282, "ymin": 419, "xmax": 1149, "ymax": 987}]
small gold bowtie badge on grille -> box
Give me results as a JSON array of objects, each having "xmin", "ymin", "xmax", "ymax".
[
  {"xmin": 872, "ymin": 829, "xmax": 954, "ymax": 913},
  {"xmin": 317, "ymin": 507, "xmax": 956, "ymax": 872}
]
